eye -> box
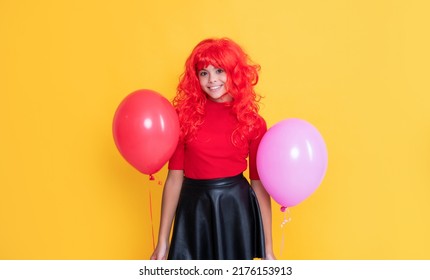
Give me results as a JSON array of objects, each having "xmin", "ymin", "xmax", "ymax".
[
  {"xmin": 216, "ymin": 68, "xmax": 224, "ymax": 74},
  {"xmin": 199, "ymin": 70, "xmax": 208, "ymax": 76}
]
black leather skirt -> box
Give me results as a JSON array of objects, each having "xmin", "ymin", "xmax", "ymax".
[{"xmin": 168, "ymin": 174, "xmax": 265, "ymax": 260}]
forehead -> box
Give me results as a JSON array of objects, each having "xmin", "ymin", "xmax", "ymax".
[
  {"xmin": 199, "ymin": 65, "xmax": 219, "ymax": 71},
  {"xmin": 196, "ymin": 55, "xmax": 222, "ymax": 70}
]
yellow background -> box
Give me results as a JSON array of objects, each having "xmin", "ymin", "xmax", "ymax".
[{"xmin": 1, "ymin": 0, "xmax": 429, "ymax": 259}]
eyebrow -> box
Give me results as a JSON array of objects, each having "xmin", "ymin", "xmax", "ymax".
[{"xmin": 199, "ymin": 67, "xmax": 223, "ymax": 71}]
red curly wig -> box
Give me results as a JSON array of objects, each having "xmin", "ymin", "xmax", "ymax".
[{"xmin": 173, "ymin": 37, "xmax": 264, "ymax": 145}]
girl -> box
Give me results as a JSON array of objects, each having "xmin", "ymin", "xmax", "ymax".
[{"xmin": 150, "ymin": 38, "xmax": 275, "ymax": 260}]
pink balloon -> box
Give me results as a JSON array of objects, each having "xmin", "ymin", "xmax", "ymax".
[
  {"xmin": 113, "ymin": 89, "xmax": 180, "ymax": 175},
  {"xmin": 257, "ymin": 119, "xmax": 328, "ymax": 208}
]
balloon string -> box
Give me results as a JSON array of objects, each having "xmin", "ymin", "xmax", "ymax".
[
  {"xmin": 149, "ymin": 174, "xmax": 163, "ymax": 186},
  {"xmin": 147, "ymin": 175, "xmax": 163, "ymax": 250},
  {"xmin": 279, "ymin": 207, "xmax": 292, "ymax": 258},
  {"xmin": 148, "ymin": 186, "xmax": 155, "ymax": 251}
]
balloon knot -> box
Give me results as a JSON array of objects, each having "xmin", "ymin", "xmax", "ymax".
[
  {"xmin": 280, "ymin": 206, "xmax": 287, "ymax": 212},
  {"xmin": 149, "ymin": 174, "xmax": 155, "ymax": 181}
]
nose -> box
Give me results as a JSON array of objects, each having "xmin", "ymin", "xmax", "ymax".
[{"xmin": 208, "ymin": 73, "xmax": 217, "ymax": 83}]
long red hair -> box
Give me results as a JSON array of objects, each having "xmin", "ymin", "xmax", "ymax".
[{"xmin": 173, "ymin": 38, "xmax": 263, "ymax": 145}]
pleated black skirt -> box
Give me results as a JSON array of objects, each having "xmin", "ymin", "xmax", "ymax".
[{"xmin": 168, "ymin": 174, "xmax": 265, "ymax": 260}]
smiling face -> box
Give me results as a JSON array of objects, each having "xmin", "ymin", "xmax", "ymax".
[{"xmin": 198, "ymin": 65, "xmax": 232, "ymax": 103}]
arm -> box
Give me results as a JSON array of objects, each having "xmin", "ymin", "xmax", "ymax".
[
  {"xmin": 150, "ymin": 169, "xmax": 184, "ymax": 260},
  {"xmin": 251, "ymin": 179, "xmax": 276, "ymax": 260}
]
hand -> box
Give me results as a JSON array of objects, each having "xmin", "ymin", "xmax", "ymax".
[
  {"xmin": 150, "ymin": 243, "xmax": 169, "ymax": 260},
  {"xmin": 263, "ymin": 252, "xmax": 277, "ymax": 260}
]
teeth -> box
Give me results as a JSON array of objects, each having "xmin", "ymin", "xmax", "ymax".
[{"xmin": 209, "ymin": 86, "xmax": 221, "ymax": 90}]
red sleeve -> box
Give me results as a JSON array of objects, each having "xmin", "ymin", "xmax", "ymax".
[
  {"xmin": 248, "ymin": 117, "xmax": 267, "ymax": 180},
  {"xmin": 168, "ymin": 139, "xmax": 184, "ymax": 170}
]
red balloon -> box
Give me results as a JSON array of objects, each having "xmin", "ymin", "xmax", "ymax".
[{"xmin": 113, "ymin": 89, "xmax": 179, "ymax": 175}]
